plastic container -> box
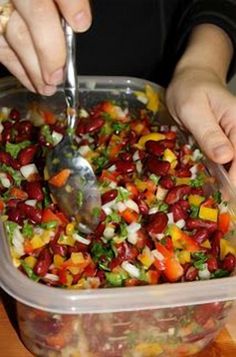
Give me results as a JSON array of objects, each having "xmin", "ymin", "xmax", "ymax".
[{"xmin": 1, "ymin": 76, "xmax": 236, "ymax": 357}]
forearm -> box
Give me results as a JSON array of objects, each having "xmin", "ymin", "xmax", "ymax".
[{"xmin": 175, "ymin": 24, "xmax": 234, "ymax": 82}]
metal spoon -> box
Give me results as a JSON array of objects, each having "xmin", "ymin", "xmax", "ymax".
[{"xmin": 46, "ymin": 21, "xmax": 101, "ymax": 233}]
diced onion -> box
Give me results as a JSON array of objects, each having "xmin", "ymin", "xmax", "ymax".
[
  {"xmin": 175, "ymin": 219, "xmax": 185, "ymax": 229},
  {"xmin": 121, "ymin": 261, "xmax": 140, "ymax": 278},
  {"xmin": 103, "ymin": 226, "xmax": 115, "ymax": 239},
  {"xmin": 116, "ymin": 202, "xmax": 127, "ymax": 212},
  {"xmin": 108, "ymin": 164, "xmax": 116, "ymax": 172},
  {"xmin": 156, "ymin": 233, "xmax": 165, "ymax": 240},
  {"xmin": 127, "ymin": 232, "xmax": 139, "ymax": 245},
  {"xmin": 136, "ymin": 160, "xmax": 143, "ymax": 174},
  {"xmin": 152, "ymin": 249, "xmax": 165, "ymax": 261},
  {"xmin": 12, "ymin": 227, "xmax": 24, "ymax": 256},
  {"xmin": 44, "ymin": 273, "xmax": 59, "ymax": 281},
  {"xmin": 156, "ymin": 186, "xmax": 168, "ymax": 200},
  {"xmin": 52, "ymin": 131, "xmax": 63, "ymax": 146},
  {"xmin": 20, "ymin": 164, "xmax": 38, "ymax": 180},
  {"xmin": 0, "ymin": 173, "xmax": 11, "ymax": 188},
  {"xmin": 148, "ymin": 206, "xmax": 159, "ymax": 215},
  {"xmin": 132, "ymin": 151, "xmax": 140, "ymax": 162},
  {"xmin": 127, "ymin": 222, "xmax": 141, "ymax": 234},
  {"xmin": 190, "ymin": 164, "xmax": 197, "ymax": 179},
  {"xmin": 73, "ymin": 233, "xmax": 91, "ymax": 245},
  {"xmin": 167, "ymin": 212, "xmax": 174, "ymax": 224},
  {"xmin": 102, "ymin": 199, "xmax": 116, "ymax": 215},
  {"xmin": 25, "ymin": 199, "xmax": 37, "ymax": 207},
  {"xmin": 125, "ymin": 199, "xmax": 139, "ymax": 213},
  {"xmin": 0, "ymin": 122, "xmax": 4, "ymax": 134},
  {"xmin": 78, "ymin": 145, "xmax": 91, "ymax": 156},
  {"xmin": 198, "ymin": 264, "xmax": 211, "ymax": 280}
]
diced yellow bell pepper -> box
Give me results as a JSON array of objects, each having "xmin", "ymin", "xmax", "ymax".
[
  {"xmin": 176, "ymin": 177, "xmax": 191, "ymax": 185},
  {"xmin": 188, "ymin": 194, "xmax": 205, "ymax": 207},
  {"xmin": 58, "ymin": 234, "xmax": 75, "ymax": 246},
  {"xmin": 65, "ymin": 272, "xmax": 73, "ymax": 287},
  {"xmin": 134, "ymin": 90, "xmax": 148, "ymax": 104},
  {"xmin": 137, "ymin": 132, "xmax": 166, "ymax": 148},
  {"xmin": 138, "ymin": 247, "xmax": 154, "ymax": 269},
  {"xmin": 201, "ymin": 239, "xmax": 211, "ymax": 249},
  {"xmin": 31, "ymin": 235, "xmax": 46, "ymax": 249},
  {"xmin": 67, "ymin": 266, "xmax": 81, "ymax": 275},
  {"xmin": 199, "ymin": 206, "xmax": 218, "ymax": 222},
  {"xmin": 41, "ymin": 230, "xmax": 52, "ymax": 244},
  {"xmin": 135, "ymin": 178, "xmax": 148, "ymax": 192},
  {"xmin": 71, "ymin": 252, "xmax": 85, "ymax": 264},
  {"xmin": 177, "ymin": 250, "xmax": 191, "ymax": 264},
  {"xmin": 135, "ymin": 343, "xmax": 163, "ymax": 357},
  {"xmin": 66, "ymin": 222, "xmax": 75, "ymax": 236},
  {"xmin": 145, "ymin": 84, "xmax": 160, "ymax": 113},
  {"xmin": 53, "ymin": 254, "xmax": 65, "ymax": 268},
  {"xmin": 24, "ymin": 256, "xmax": 37, "ymax": 268},
  {"xmin": 163, "ymin": 148, "xmax": 177, "ymax": 163},
  {"xmin": 171, "ymin": 159, "xmax": 178, "ymax": 169},
  {"xmin": 220, "ymin": 239, "xmax": 236, "ymax": 260}
]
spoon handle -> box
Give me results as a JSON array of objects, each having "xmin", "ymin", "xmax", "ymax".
[{"xmin": 63, "ymin": 20, "xmax": 78, "ymax": 131}]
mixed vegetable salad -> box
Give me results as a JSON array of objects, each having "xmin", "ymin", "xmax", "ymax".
[{"xmin": 0, "ymin": 85, "xmax": 235, "ymax": 288}]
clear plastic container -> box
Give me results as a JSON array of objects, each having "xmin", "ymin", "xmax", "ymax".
[{"xmin": 1, "ymin": 76, "xmax": 236, "ymax": 357}]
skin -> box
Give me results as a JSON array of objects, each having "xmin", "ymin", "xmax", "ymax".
[{"xmin": 0, "ymin": 3, "xmax": 236, "ymax": 182}]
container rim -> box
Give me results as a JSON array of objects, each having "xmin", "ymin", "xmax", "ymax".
[{"xmin": 1, "ymin": 75, "xmax": 236, "ymax": 314}]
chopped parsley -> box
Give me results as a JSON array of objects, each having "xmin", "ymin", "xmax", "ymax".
[
  {"xmin": 5, "ymin": 140, "xmax": 31, "ymax": 158},
  {"xmin": 116, "ymin": 187, "xmax": 130, "ymax": 202},
  {"xmin": 190, "ymin": 204, "xmax": 199, "ymax": 218},
  {"xmin": 213, "ymin": 191, "xmax": 222, "ymax": 204},
  {"xmin": 4, "ymin": 221, "xmax": 18, "ymax": 244},
  {"xmin": 0, "ymin": 164, "xmax": 23, "ymax": 186},
  {"xmin": 192, "ymin": 252, "xmax": 208, "ymax": 271},
  {"xmin": 22, "ymin": 223, "xmax": 34, "ymax": 238},
  {"xmin": 41, "ymin": 125, "xmax": 54, "ymax": 145},
  {"xmin": 41, "ymin": 220, "xmax": 58, "ymax": 229},
  {"xmin": 91, "ymin": 242, "xmax": 114, "ymax": 263},
  {"xmin": 20, "ymin": 260, "xmax": 39, "ymax": 282},
  {"xmin": 190, "ymin": 172, "xmax": 205, "ymax": 188},
  {"xmin": 105, "ymin": 211, "xmax": 121, "ymax": 223},
  {"xmin": 211, "ymin": 269, "xmax": 229, "ymax": 278}
]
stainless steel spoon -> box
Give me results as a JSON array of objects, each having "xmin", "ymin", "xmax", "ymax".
[{"xmin": 46, "ymin": 21, "xmax": 101, "ymax": 233}]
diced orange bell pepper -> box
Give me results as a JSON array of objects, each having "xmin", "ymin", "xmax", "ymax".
[
  {"xmin": 155, "ymin": 242, "xmax": 184, "ymax": 282},
  {"xmin": 100, "ymin": 169, "xmax": 118, "ymax": 183},
  {"xmin": 146, "ymin": 270, "xmax": 160, "ymax": 285},
  {"xmin": 218, "ymin": 212, "xmax": 231, "ymax": 234},
  {"xmin": 120, "ymin": 208, "xmax": 139, "ymax": 224},
  {"xmin": 43, "ymin": 111, "xmax": 57, "ymax": 125},
  {"xmin": 125, "ymin": 182, "xmax": 139, "ymax": 198},
  {"xmin": 49, "ymin": 169, "xmax": 71, "ymax": 187},
  {"xmin": 9, "ymin": 187, "xmax": 28, "ymax": 200},
  {"xmin": 24, "ymin": 240, "xmax": 34, "ymax": 254},
  {"xmin": 169, "ymin": 225, "xmax": 200, "ymax": 252},
  {"xmin": 42, "ymin": 208, "xmax": 63, "ymax": 226}
]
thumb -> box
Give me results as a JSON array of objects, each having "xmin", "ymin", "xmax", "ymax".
[{"xmin": 178, "ymin": 103, "xmax": 234, "ymax": 164}]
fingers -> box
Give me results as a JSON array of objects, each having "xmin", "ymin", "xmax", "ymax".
[
  {"xmin": 175, "ymin": 101, "xmax": 234, "ymax": 164},
  {"xmin": 55, "ymin": 0, "xmax": 92, "ymax": 32},
  {"xmin": 0, "ymin": 36, "xmax": 35, "ymax": 92},
  {"xmin": 12, "ymin": 0, "xmax": 65, "ymax": 85},
  {"xmin": 5, "ymin": 11, "xmax": 56, "ymax": 95}
]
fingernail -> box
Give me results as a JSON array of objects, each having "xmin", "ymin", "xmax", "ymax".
[
  {"xmin": 74, "ymin": 11, "xmax": 91, "ymax": 31},
  {"xmin": 213, "ymin": 144, "xmax": 232, "ymax": 159},
  {"xmin": 49, "ymin": 68, "xmax": 63, "ymax": 86},
  {"xmin": 42, "ymin": 85, "xmax": 57, "ymax": 96}
]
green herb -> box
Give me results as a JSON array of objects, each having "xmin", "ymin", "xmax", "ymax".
[
  {"xmin": 0, "ymin": 164, "xmax": 23, "ymax": 186},
  {"xmin": 22, "ymin": 223, "xmax": 34, "ymax": 238},
  {"xmin": 149, "ymin": 174, "xmax": 160, "ymax": 185},
  {"xmin": 20, "ymin": 260, "xmax": 39, "ymax": 282},
  {"xmin": 111, "ymin": 122, "xmax": 127, "ymax": 133},
  {"xmin": 41, "ymin": 220, "xmax": 58, "ymax": 229},
  {"xmin": 43, "ymin": 187, "xmax": 51, "ymax": 207},
  {"xmin": 92, "ymin": 207, "xmax": 101, "ymax": 218},
  {"xmin": 105, "ymin": 271, "xmax": 128, "ymax": 286},
  {"xmin": 91, "ymin": 242, "xmax": 114, "ymax": 263},
  {"xmin": 192, "ymin": 252, "xmax": 208, "ymax": 271},
  {"xmin": 158, "ymin": 202, "xmax": 169, "ymax": 213},
  {"xmin": 213, "ymin": 191, "xmax": 222, "ymax": 204},
  {"xmin": 116, "ymin": 187, "xmax": 130, "ymax": 202},
  {"xmin": 100, "ymin": 122, "xmax": 112, "ymax": 136},
  {"xmin": 190, "ymin": 173, "xmax": 205, "ymax": 188},
  {"xmin": 41, "ymin": 125, "xmax": 54, "ymax": 144},
  {"xmin": 4, "ymin": 221, "xmax": 18, "ymax": 244},
  {"xmin": 92, "ymin": 155, "xmax": 109, "ymax": 171},
  {"xmin": 76, "ymin": 190, "xmax": 84, "ymax": 208},
  {"xmin": 5, "ymin": 140, "xmax": 31, "ymax": 159},
  {"xmin": 98, "ymin": 262, "xmax": 111, "ymax": 271},
  {"xmin": 119, "ymin": 222, "xmax": 128, "ymax": 237},
  {"xmin": 105, "ymin": 211, "xmax": 121, "ymax": 223},
  {"xmin": 211, "ymin": 269, "xmax": 229, "ymax": 278},
  {"xmin": 190, "ymin": 205, "xmax": 199, "ymax": 218}
]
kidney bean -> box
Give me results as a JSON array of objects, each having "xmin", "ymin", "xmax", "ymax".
[
  {"xmin": 6, "ymin": 207, "xmax": 24, "ymax": 225},
  {"xmin": 9, "ymin": 108, "xmax": 21, "ymax": 121},
  {"xmin": 210, "ymin": 230, "xmax": 223, "ymax": 257},
  {"xmin": 165, "ymin": 185, "xmax": 191, "ymax": 204},
  {"xmin": 7, "ymin": 199, "xmax": 21, "ymax": 208},
  {"xmin": 119, "ymin": 152, "xmax": 133, "ymax": 162},
  {"xmin": 145, "ymin": 140, "xmax": 165, "ymax": 156},
  {"xmin": 50, "ymin": 238, "xmax": 68, "ymax": 257},
  {"xmin": 185, "ymin": 266, "xmax": 198, "ymax": 281},
  {"xmin": 159, "ymin": 175, "xmax": 175, "ymax": 189},
  {"xmin": 18, "ymin": 202, "xmax": 42, "ymax": 224},
  {"xmin": 191, "ymin": 187, "xmax": 204, "ymax": 195},
  {"xmin": 158, "ymin": 139, "xmax": 175, "ymax": 149},
  {"xmin": 2, "ymin": 121, "xmax": 13, "ymax": 129},
  {"xmin": 126, "ymin": 130, "xmax": 137, "ymax": 145},
  {"xmin": 116, "ymin": 242, "xmax": 139, "ymax": 262},
  {"xmin": 10, "ymin": 158, "xmax": 20, "ymax": 170},
  {"xmin": 0, "ymin": 151, "xmax": 12, "ymax": 165},
  {"xmin": 76, "ymin": 120, "xmax": 86, "ymax": 135},
  {"xmin": 101, "ymin": 189, "xmax": 118, "ymax": 204},
  {"xmin": 186, "ymin": 218, "xmax": 217, "ymax": 232},
  {"xmin": 193, "ymin": 228, "xmax": 209, "ymax": 244},
  {"xmin": 222, "ymin": 254, "xmax": 236, "ymax": 272},
  {"xmin": 24, "ymin": 181, "xmax": 44, "ymax": 201},
  {"xmin": 207, "ymin": 257, "xmax": 218, "ymax": 272},
  {"xmin": 17, "ymin": 145, "xmax": 38, "ymax": 166},
  {"xmin": 135, "ymin": 197, "xmax": 149, "ymax": 215},
  {"xmin": 146, "ymin": 157, "xmax": 170, "ymax": 176},
  {"xmin": 170, "ymin": 202, "xmax": 187, "ymax": 222},
  {"xmin": 175, "ymin": 167, "xmax": 191, "ymax": 177},
  {"xmin": 94, "ymin": 222, "xmax": 106, "ymax": 238},
  {"xmin": 146, "ymin": 212, "xmax": 168, "ymax": 236},
  {"xmin": 34, "ymin": 248, "xmax": 53, "ymax": 277},
  {"xmin": 1, "ymin": 127, "xmax": 12, "ymax": 143},
  {"xmin": 85, "ymin": 117, "xmax": 104, "ymax": 133},
  {"xmin": 15, "ymin": 120, "xmax": 33, "ymax": 137},
  {"xmin": 115, "ymin": 160, "xmax": 135, "ymax": 174},
  {"xmin": 178, "ymin": 199, "xmax": 190, "ymax": 211}
]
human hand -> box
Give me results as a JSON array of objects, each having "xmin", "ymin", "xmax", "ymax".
[
  {"xmin": 166, "ymin": 65, "xmax": 236, "ymax": 184},
  {"xmin": 0, "ymin": 0, "xmax": 92, "ymax": 95}
]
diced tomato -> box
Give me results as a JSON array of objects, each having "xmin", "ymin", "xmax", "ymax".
[
  {"xmin": 48, "ymin": 169, "xmax": 71, "ymax": 187},
  {"xmin": 164, "ymin": 131, "xmax": 177, "ymax": 140},
  {"xmin": 120, "ymin": 208, "xmax": 139, "ymax": 224},
  {"xmin": 218, "ymin": 212, "xmax": 231, "ymax": 234},
  {"xmin": 43, "ymin": 111, "xmax": 57, "ymax": 125}
]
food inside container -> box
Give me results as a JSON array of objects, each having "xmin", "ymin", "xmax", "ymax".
[{"xmin": 0, "ymin": 76, "xmax": 236, "ymax": 357}]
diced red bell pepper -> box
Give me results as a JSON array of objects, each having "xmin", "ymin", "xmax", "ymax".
[
  {"xmin": 218, "ymin": 212, "xmax": 231, "ymax": 234},
  {"xmin": 42, "ymin": 208, "xmax": 64, "ymax": 226},
  {"xmin": 155, "ymin": 242, "xmax": 184, "ymax": 282}
]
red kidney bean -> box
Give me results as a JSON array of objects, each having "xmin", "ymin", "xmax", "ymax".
[
  {"xmin": 175, "ymin": 167, "xmax": 191, "ymax": 177},
  {"xmin": 24, "ymin": 181, "xmax": 44, "ymax": 201},
  {"xmin": 191, "ymin": 187, "xmax": 204, "ymax": 195},
  {"xmin": 145, "ymin": 140, "xmax": 165, "ymax": 156},
  {"xmin": 207, "ymin": 257, "xmax": 218, "ymax": 272},
  {"xmin": 186, "ymin": 218, "xmax": 217, "ymax": 232},
  {"xmin": 210, "ymin": 230, "xmax": 223, "ymax": 257},
  {"xmin": 119, "ymin": 152, "xmax": 133, "ymax": 162},
  {"xmin": 165, "ymin": 185, "xmax": 191, "ymax": 204},
  {"xmin": 68, "ymin": 241, "xmax": 90, "ymax": 254},
  {"xmin": 10, "ymin": 158, "xmax": 20, "ymax": 170},
  {"xmin": 6, "ymin": 207, "xmax": 24, "ymax": 225},
  {"xmin": 9, "ymin": 108, "xmax": 21, "ymax": 121},
  {"xmin": 135, "ymin": 198, "xmax": 149, "ymax": 215},
  {"xmin": 116, "ymin": 242, "xmax": 139, "ymax": 262},
  {"xmin": 50, "ymin": 238, "xmax": 68, "ymax": 256},
  {"xmin": 1, "ymin": 127, "xmax": 11, "ymax": 143},
  {"xmin": 159, "ymin": 175, "xmax": 175, "ymax": 189},
  {"xmin": 185, "ymin": 266, "xmax": 198, "ymax": 281},
  {"xmin": 99, "ymin": 209, "xmax": 106, "ymax": 222},
  {"xmin": 76, "ymin": 120, "xmax": 86, "ymax": 135},
  {"xmin": 0, "ymin": 151, "xmax": 12, "ymax": 165},
  {"xmin": 18, "ymin": 202, "xmax": 42, "ymax": 224},
  {"xmin": 146, "ymin": 157, "xmax": 170, "ymax": 176},
  {"xmin": 146, "ymin": 212, "xmax": 168, "ymax": 236},
  {"xmin": 34, "ymin": 248, "xmax": 53, "ymax": 277},
  {"xmin": 192, "ymin": 228, "xmax": 209, "ymax": 244},
  {"xmin": 158, "ymin": 139, "xmax": 175, "ymax": 149},
  {"xmin": 101, "ymin": 189, "xmax": 118, "ymax": 204},
  {"xmin": 115, "ymin": 160, "xmax": 135, "ymax": 174},
  {"xmin": 85, "ymin": 117, "xmax": 104, "ymax": 133},
  {"xmin": 17, "ymin": 145, "xmax": 38, "ymax": 166},
  {"xmin": 222, "ymin": 254, "xmax": 236, "ymax": 272},
  {"xmin": 170, "ymin": 202, "xmax": 187, "ymax": 221},
  {"xmin": 178, "ymin": 199, "xmax": 190, "ymax": 211},
  {"xmin": 2, "ymin": 121, "xmax": 13, "ymax": 129},
  {"xmin": 126, "ymin": 130, "xmax": 137, "ymax": 145},
  {"xmin": 95, "ymin": 222, "xmax": 106, "ymax": 238},
  {"xmin": 7, "ymin": 199, "xmax": 21, "ymax": 208}
]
